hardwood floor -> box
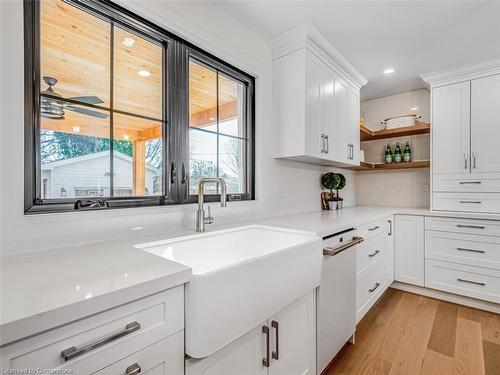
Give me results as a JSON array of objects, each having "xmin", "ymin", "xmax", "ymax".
[{"xmin": 326, "ymin": 288, "xmax": 500, "ymax": 375}]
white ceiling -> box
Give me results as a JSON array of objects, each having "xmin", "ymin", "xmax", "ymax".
[{"xmin": 213, "ymin": 1, "xmax": 500, "ymax": 101}]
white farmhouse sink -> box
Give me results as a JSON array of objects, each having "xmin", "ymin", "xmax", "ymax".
[{"xmin": 136, "ymin": 225, "xmax": 322, "ymax": 358}]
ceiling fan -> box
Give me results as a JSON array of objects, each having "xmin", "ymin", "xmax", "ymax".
[{"xmin": 41, "ymin": 76, "xmax": 109, "ymax": 119}]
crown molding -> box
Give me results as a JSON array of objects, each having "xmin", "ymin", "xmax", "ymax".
[
  {"xmin": 420, "ymin": 56, "xmax": 500, "ymax": 88},
  {"xmin": 269, "ymin": 23, "xmax": 367, "ymax": 89}
]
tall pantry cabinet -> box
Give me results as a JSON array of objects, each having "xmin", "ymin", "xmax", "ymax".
[
  {"xmin": 270, "ymin": 24, "xmax": 367, "ymax": 167},
  {"xmin": 422, "ymin": 60, "xmax": 500, "ymax": 213}
]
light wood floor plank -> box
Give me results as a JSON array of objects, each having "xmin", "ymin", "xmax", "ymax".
[
  {"xmin": 327, "ymin": 289, "xmax": 403, "ymax": 375},
  {"xmin": 378, "ymin": 292, "xmax": 419, "ymax": 363},
  {"xmin": 420, "ymin": 350, "xmax": 454, "ymax": 375},
  {"xmin": 454, "ymin": 317, "xmax": 485, "ymax": 375},
  {"xmin": 483, "ymin": 341, "xmax": 500, "ymax": 375},
  {"xmin": 427, "ymin": 301, "xmax": 458, "ymax": 357},
  {"xmin": 327, "ymin": 290, "xmax": 500, "ymax": 375},
  {"xmin": 387, "ymin": 297, "xmax": 438, "ymax": 375},
  {"xmin": 478, "ymin": 310, "xmax": 500, "ymax": 345}
]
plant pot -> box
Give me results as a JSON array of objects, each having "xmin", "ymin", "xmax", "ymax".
[{"xmin": 328, "ymin": 200, "xmax": 343, "ymax": 211}]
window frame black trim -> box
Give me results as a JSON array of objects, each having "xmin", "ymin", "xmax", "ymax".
[{"xmin": 24, "ymin": 0, "xmax": 255, "ymax": 214}]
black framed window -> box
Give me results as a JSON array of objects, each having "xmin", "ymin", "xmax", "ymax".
[{"xmin": 24, "ymin": 0, "xmax": 255, "ymax": 213}]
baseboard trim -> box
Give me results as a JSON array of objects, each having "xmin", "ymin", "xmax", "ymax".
[{"xmin": 390, "ymin": 281, "xmax": 500, "ymax": 314}]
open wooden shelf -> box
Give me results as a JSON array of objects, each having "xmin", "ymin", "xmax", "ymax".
[
  {"xmin": 360, "ymin": 122, "xmax": 430, "ymax": 142},
  {"xmin": 344, "ymin": 160, "xmax": 430, "ymax": 171}
]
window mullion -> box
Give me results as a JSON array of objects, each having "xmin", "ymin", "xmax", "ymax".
[{"xmin": 109, "ymin": 21, "xmax": 115, "ymax": 197}]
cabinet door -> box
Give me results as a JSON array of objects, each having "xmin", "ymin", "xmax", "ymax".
[
  {"xmin": 322, "ymin": 65, "xmax": 336, "ymax": 159},
  {"xmin": 432, "ymin": 82, "xmax": 471, "ymax": 174},
  {"xmin": 394, "ymin": 215, "xmax": 424, "ymax": 286},
  {"xmin": 471, "ymin": 74, "xmax": 500, "ymax": 173},
  {"xmin": 347, "ymin": 85, "xmax": 360, "ymax": 165},
  {"xmin": 186, "ymin": 324, "xmax": 267, "ymax": 375},
  {"xmin": 305, "ymin": 52, "xmax": 324, "ymax": 158},
  {"xmin": 333, "ymin": 77, "xmax": 349, "ymax": 164},
  {"xmin": 268, "ymin": 291, "xmax": 316, "ymax": 375}
]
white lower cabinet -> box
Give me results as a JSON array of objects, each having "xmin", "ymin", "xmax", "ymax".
[
  {"xmin": 424, "ymin": 216, "xmax": 500, "ymax": 304},
  {"xmin": 394, "ymin": 215, "xmax": 425, "ymax": 286},
  {"xmin": 186, "ymin": 291, "xmax": 316, "ymax": 375},
  {"xmin": 0, "ymin": 287, "xmax": 185, "ymax": 374},
  {"xmin": 355, "ymin": 216, "xmax": 394, "ymax": 322}
]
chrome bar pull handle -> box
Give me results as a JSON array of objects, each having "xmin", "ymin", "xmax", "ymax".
[
  {"xmin": 459, "ymin": 201, "xmax": 482, "ymax": 204},
  {"xmin": 61, "ymin": 321, "xmax": 141, "ymax": 362},
  {"xmin": 262, "ymin": 325, "xmax": 270, "ymax": 367},
  {"xmin": 388, "ymin": 219, "xmax": 392, "ymax": 236},
  {"xmin": 125, "ymin": 363, "xmax": 141, "ymax": 375},
  {"xmin": 459, "ymin": 181, "xmax": 481, "ymax": 184},
  {"xmin": 464, "ymin": 153, "xmax": 468, "ymax": 170},
  {"xmin": 473, "ymin": 153, "xmax": 477, "ymax": 169},
  {"xmin": 368, "ymin": 225, "xmax": 380, "ymax": 231},
  {"xmin": 271, "ymin": 320, "xmax": 279, "ymax": 360},
  {"xmin": 457, "ymin": 278, "xmax": 485, "ymax": 286},
  {"xmin": 325, "ymin": 135, "xmax": 329, "ymax": 154},
  {"xmin": 368, "ymin": 250, "xmax": 380, "ymax": 258}
]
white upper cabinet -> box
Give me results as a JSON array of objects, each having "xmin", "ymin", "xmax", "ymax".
[
  {"xmin": 271, "ymin": 24, "xmax": 367, "ymax": 167},
  {"xmin": 431, "ymin": 81, "xmax": 471, "ymax": 174},
  {"xmin": 471, "ymin": 74, "xmax": 500, "ymax": 174}
]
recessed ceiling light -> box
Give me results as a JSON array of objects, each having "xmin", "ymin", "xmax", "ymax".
[
  {"xmin": 122, "ymin": 37, "xmax": 135, "ymax": 47},
  {"xmin": 138, "ymin": 70, "xmax": 151, "ymax": 77},
  {"xmin": 123, "ymin": 134, "xmax": 129, "ymax": 141},
  {"xmin": 384, "ymin": 68, "xmax": 395, "ymax": 74},
  {"xmin": 410, "ymin": 107, "xmax": 418, "ymax": 111},
  {"xmin": 72, "ymin": 126, "xmax": 80, "ymax": 133}
]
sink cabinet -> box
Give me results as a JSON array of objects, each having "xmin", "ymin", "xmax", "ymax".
[
  {"xmin": 186, "ymin": 291, "xmax": 316, "ymax": 375},
  {"xmin": 271, "ymin": 24, "xmax": 366, "ymax": 167}
]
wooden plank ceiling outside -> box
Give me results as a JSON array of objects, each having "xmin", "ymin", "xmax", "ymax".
[{"xmin": 40, "ymin": 0, "xmax": 240, "ymax": 143}]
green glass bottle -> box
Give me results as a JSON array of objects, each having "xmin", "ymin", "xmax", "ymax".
[
  {"xmin": 384, "ymin": 143, "xmax": 393, "ymax": 164},
  {"xmin": 403, "ymin": 141, "xmax": 412, "ymax": 162},
  {"xmin": 394, "ymin": 142, "xmax": 402, "ymax": 163}
]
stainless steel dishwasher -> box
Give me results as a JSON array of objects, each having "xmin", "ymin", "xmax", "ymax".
[{"xmin": 316, "ymin": 228, "xmax": 363, "ymax": 375}]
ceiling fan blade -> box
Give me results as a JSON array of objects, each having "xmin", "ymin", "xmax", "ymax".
[
  {"xmin": 69, "ymin": 96, "xmax": 105, "ymax": 105},
  {"xmin": 65, "ymin": 105, "xmax": 109, "ymax": 119}
]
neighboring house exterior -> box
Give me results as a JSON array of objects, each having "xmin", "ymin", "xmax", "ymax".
[{"xmin": 41, "ymin": 151, "xmax": 161, "ymax": 199}]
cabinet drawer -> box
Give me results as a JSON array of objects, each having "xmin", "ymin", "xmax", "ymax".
[
  {"xmin": 357, "ymin": 218, "xmax": 389, "ymax": 241},
  {"xmin": 433, "ymin": 192, "xmax": 500, "ymax": 214},
  {"xmin": 425, "ymin": 231, "xmax": 500, "ymax": 270},
  {"xmin": 425, "ymin": 259, "xmax": 500, "ymax": 304},
  {"xmin": 425, "ymin": 216, "xmax": 500, "ymax": 236},
  {"xmin": 357, "ymin": 232, "xmax": 387, "ymax": 275},
  {"xmin": 356, "ymin": 257, "xmax": 387, "ymax": 316},
  {"xmin": 0, "ymin": 287, "xmax": 184, "ymax": 373},
  {"xmin": 93, "ymin": 332, "xmax": 184, "ymax": 375},
  {"xmin": 433, "ymin": 173, "xmax": 500, "ymax": 193}
]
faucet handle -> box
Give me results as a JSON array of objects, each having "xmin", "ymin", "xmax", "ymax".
[{"xmin": 205, "ymin": 206, "xmax": 214, "ymax": 225}]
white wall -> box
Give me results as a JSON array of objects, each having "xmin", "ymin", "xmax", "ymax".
[
  {"xmin": 0, "ymin": 0, "xmax": 355, "ymax": 253},
  {"xmin": 355, "ymin": 89, "xmax": 430, "ymax": 208}
]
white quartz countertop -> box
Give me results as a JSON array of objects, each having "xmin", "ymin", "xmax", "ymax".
[
  {"xmin": 1, "ymin": 205, "xmax": 499, "ymax": 346},
  {"xmin": 0, "ymin": 240, "xmax": 191, "ymax": 346},
  {"xmin": 252, "ymin": 206, "xmax": 398, "ymax": 237}
]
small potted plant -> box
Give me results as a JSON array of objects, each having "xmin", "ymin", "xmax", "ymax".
[{"xmin": 320, "ymin": 172, "xmax": 346, "ymax": 210}]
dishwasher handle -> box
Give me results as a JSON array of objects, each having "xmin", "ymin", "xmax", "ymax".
[{"xmin": 323, "ymin": 236, "xmax": 364, "ymax": 256}]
